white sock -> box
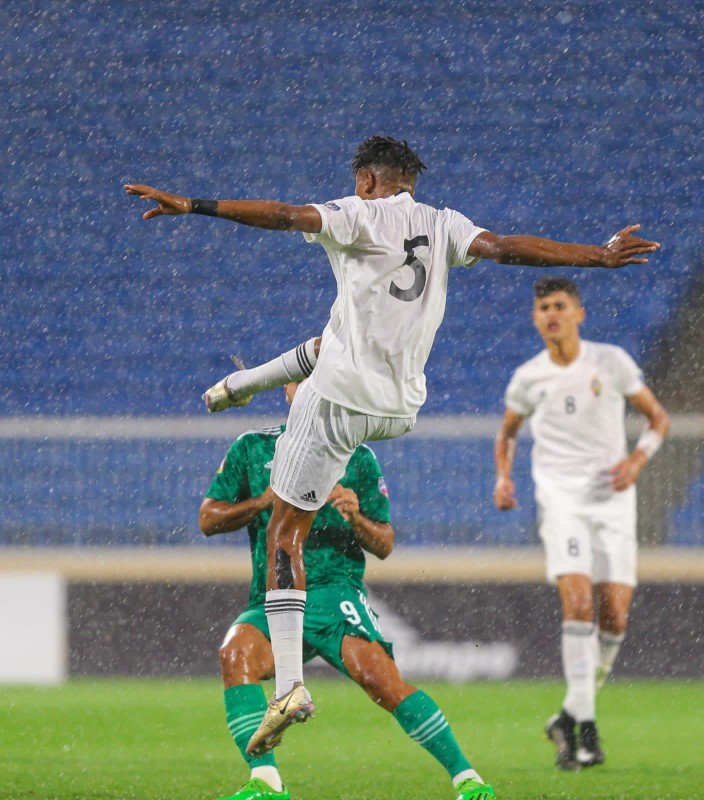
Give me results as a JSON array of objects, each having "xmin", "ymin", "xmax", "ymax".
[
  {"xmin": 251, "ymin": 766, "xmax": 283, "ymax": 792},
  {"xmin": 280, "ymin": 338, "xmax": 317, "ymax": 381},
  {"xmin": 561, "ymin": 620, "xmax": 597, "ymax": 722},
  {"xmin": 265, "ymin": 589, "xmax": 306, "ymax": 698},
  {"xmin": 452, "ymin": 769, "xmax": 484, "ymax": 787},
  {"xmin": 225, "ymin": 339, "xmax": 318, "ymax": 397},
  {"xmin": 598, "ymin": 629, "xmax": 625, "ymax": 680}
]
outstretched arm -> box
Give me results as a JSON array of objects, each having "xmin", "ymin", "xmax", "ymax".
[
  {"xmin": 469, "ymin": 224, "xmax": 660, "ymax": 269},
  {"xmin": 494, "ymin": 409, "xmax": 525, "ymax": 510},
  {"xmin": 610, "ymin": 386, "xmax": 670, "ymax": 491},
  {"xmin": 124, "ymin": 184, "xmax": 322, "ymax": 233}
]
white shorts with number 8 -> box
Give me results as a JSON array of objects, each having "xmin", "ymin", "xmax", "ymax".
[{"xmin": 537, "ymin": 485, "xmax": 637, "ymax": 587}]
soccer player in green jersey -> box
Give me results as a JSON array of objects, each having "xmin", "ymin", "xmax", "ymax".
[{"xmin": 199, "ymin": 382, "xmax": 494, "ymax": 800}]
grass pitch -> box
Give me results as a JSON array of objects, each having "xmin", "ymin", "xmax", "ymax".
[{"xmin": 1, "ymin": 678, "xmax": 701, "ymax": 800}]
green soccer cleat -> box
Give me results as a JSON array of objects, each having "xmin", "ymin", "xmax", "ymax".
[
  {"xmin": 218, "ymin": 777, "xmax": 290, "ymax": 800},
  {"xmin": 203, "ymin": 355, "xmax": 254, "ymax": 413},
  {"xmin": 455, "ymin": 778, "xmax": 496, "ymax": 800}
]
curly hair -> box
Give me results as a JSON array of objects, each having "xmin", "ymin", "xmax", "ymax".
[
  {"xmin": 534, "ymin": 277, "xmax": 581, "ymax": 303},
  {"xmin": 351, "ymin": 136, "xmax": 427, "ymax": 177}
]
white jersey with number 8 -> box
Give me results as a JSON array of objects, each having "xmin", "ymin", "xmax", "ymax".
[
  {"xmin": 505, "ymin": 340, "xmax": 645, "ymax": 504},
  {"xmin": 303, "ymin": 192, "xmax": 485, "ymax": 417}
]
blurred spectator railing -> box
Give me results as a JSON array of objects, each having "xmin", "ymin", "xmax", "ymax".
[{"xmin": 0, "ymin": 415, "xmax": 701, "ymax": 548}]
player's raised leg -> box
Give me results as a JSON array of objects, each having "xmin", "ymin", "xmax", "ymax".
[{"xmin": 204, "ymin": 338, "xmax": 320, "ymax": 412}]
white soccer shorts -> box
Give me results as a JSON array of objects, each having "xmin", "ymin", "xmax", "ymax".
[
  {"xmin": 537, "ymin": 487, "xmax": 638, "ymax": 587},
  {"xmin": 270, "ymin": 379, "xmax": 415, "ymax": 511}
]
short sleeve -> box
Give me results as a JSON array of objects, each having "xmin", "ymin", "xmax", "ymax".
[
  {"xmin": 504, "ymin": 368, "xmax": 533, "ymax": 417},
  {"xmin": 611, "ymin": 346, "xmax": 645, "ymax": 397},
  {"xmin": 302, "ymin": 195, "xmax": 364, "ymax": 248},
  {"xmin": 353, "ymin": 446, "xmax": 391, "ymax": 524},
  {"xmin": 205, "ymin": 438, "xmax": 249, "ymax": 503},
  {"xmin": 446, "ymin": 209, "xmax": 487, "ymax": 268}
]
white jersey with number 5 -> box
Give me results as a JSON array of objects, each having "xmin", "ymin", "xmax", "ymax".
[
  {"xmin": 505, "ymin": 340, "xmax": 645, "ymax": 504},
  {"xmin": 303, "ymin": 192, "xmax": 485, "ymax": 417}
]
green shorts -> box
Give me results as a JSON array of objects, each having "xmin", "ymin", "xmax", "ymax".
[{"xmin": 232, "ymin": 584, "xmax": 394, "ymax": 678}]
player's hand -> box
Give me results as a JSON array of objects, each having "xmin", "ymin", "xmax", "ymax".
[
  {"xmin": 494, "ymin": 476, "xmax": 517, "ymax": 510},
  {"xmin": 124, "ymin": 184, "xmax": 191, "ymax": 220},
  {"xmin": 600, "ymin": 224, "xmax": 660, "ymax": 268},
  {"xmin": 327, "ymin": 484, "xmax": 360, "ymax": 522},
  {"xmin": 610, "ymin": 452, "xmax": 647, "ymax": 491}
]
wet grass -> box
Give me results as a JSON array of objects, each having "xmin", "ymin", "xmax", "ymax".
[{"xmin": 0, "ymin": 678, "xmax": 701, "ymax": 799}]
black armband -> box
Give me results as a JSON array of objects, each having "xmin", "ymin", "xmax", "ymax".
[{"xmin": 191, "ymin": 198, "xmax": 219, "ymax": 217}]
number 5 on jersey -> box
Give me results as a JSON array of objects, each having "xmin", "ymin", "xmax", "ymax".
[{"xmin": 389, "ymin": 235, "xmax": 429, "ymax": 302}]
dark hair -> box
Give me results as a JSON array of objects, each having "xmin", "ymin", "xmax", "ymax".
[
  {"xmin": 352, "ymin": 136, "xmax": 427, "ymax": 177},
  {"xmin": 534, "ymin": 277, "xmax": 581, "ymax": 303}
]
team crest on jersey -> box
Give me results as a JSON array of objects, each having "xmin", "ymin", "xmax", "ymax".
[
  {"xmin": 378, "ymin": 477, "xmax": 389, "ymax": 497},
  {"xmin": 591, "ymin": 376, "xmax": 603, "ymax": 396},
  {"xmin": 324, "ymin": 201, "xmax": 341, "ymax": 211}
]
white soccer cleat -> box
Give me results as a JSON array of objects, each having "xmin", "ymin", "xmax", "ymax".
[
  {"xmin": 202, "ymin": 355, "xmax": 254, "ymax": 413},
  {"xmin": 245, "ymin": 682, "xmax": 314, "ymax": 757}
]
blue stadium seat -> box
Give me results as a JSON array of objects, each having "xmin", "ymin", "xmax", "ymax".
[{"xmin": 1, "ymin": 0, "xmax": 701, "ymax": 546}]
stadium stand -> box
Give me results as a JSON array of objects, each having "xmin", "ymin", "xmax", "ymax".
[{"xmin": 1, "ymin": 0, "xmax": 701, "ymax": 547}]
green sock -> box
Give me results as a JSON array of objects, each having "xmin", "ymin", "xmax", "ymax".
[
  {"xmin": 393, "ymin": 690, "xmax": 471, "ymax": 778},
  {"xmin": 224, "ymin": 684, "xmax": 277, "ymax": 768}
]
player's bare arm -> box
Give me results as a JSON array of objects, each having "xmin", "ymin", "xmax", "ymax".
[
  {"xmin": 124, "ymin": 184, "xmax": 323, "ymax": 233},
  {"xmin": 494, "ymin": 409, "xmax": 525, "ymax": 510},
  {"xmin": 610, "ymin": 386, "xmax": 670, "ymax": 492},
  {"xmin": 327, "ymin": 484, "xmax": 394, "ymax": 560},
  {"xmin": 469, "ymin": 224, "xmax": 660, "ymax": 269},
  {"xmin": 199, "ymin": 489, "xmax": 275, "ymax": 536}
]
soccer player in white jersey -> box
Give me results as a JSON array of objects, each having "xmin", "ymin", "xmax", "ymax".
[
  {"xmin": 494, "ymin": 277, "xmax": 669, "ymax": 771},
  {"xmin": 126, "ymin": 135, "xmax": 659, "ymax": 785}
]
